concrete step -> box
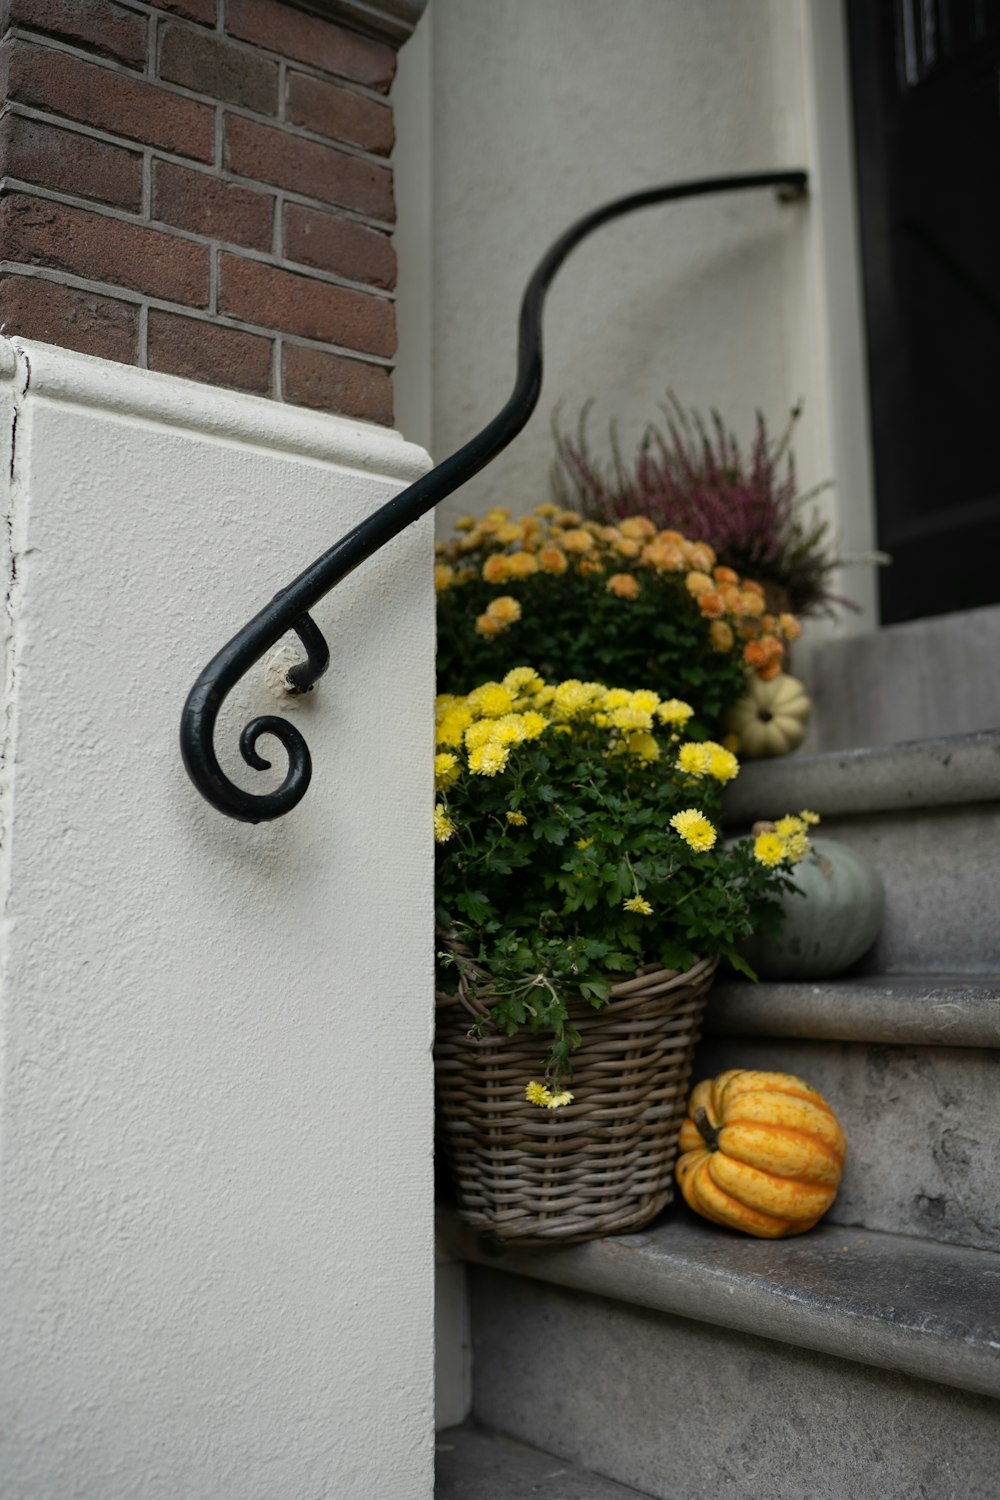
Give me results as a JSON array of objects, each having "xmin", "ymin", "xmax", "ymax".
[
  {"xmin": 443, "ymin": 1209, "xmax": 1000, "ymax": 1399},
  {"xmin": 802, "ymin": 602, "xmax": 1000, "ymax": 753},
  {"xmin": 704, "ymin": 972, "xmax": 1000, "ymax": 1047},
  {"xmin": 436, "ymin": 1425, "xmax": 656, "ymax": 1499},
  {"xmin": 445, "ymin": 1211, "xmax": 1000, "ymax": 1500},
  {"xmin": 722, "ymin": 729, "xmax": 1000, "ymax": 973}
]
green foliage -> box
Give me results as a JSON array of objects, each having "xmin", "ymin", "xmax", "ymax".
[{"xmin": 437, "ymin": 560, "xmax": 748, "ymax": 737}]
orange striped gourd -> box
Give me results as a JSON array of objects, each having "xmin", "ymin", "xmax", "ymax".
[{"xmin": 676, "ymin": 1069, "xmax": 847, "ymax": 1238}]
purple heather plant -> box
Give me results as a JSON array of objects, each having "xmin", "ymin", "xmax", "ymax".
[{"xmin": 551, "ymin": 394, "xmax": 856, "ymax": 618}]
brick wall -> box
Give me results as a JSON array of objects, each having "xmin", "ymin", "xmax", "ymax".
[{"xmin": 0, "ymin": 0, "xmax": 405, "ymax": 424}]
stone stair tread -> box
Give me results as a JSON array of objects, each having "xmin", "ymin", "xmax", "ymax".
[
  {"xmin": 436, "ymin": 1424, "xmax": 657, "ymax": 1498},
  {"xmin": 722, "ymin": 727, "xmax": 1000, "ymax": 824},
  {"xmin": 441, "ymin": 1208, "xmax": 1000, "ymax": 1399},
  {"xmin": 705, "ymin": 971, "xmax": 1000, "ymax": 1046}
]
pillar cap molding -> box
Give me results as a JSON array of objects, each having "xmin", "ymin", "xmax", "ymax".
[{"xmin": 287, "ymin": 0, "xmax": 428, "ymax": 48}]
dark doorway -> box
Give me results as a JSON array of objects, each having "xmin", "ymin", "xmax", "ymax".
[{"xmin": 846, "ymin": 0, "xmax": 1000, "ymax": 623}]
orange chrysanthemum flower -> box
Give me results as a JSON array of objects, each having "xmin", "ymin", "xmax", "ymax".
[
  {"xmin": 537, "ymin": 547, "xmax": 569, "ymax": 575},
  {"xmin": 607, "ymin": 572, "xmax": 640, "ymax": 600},
  {"xmin": 482, "ymin": 554, "xmax": 510, "ymax": 584}
]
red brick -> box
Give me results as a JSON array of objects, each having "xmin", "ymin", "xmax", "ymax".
[
  {"xmin": 148, "ymin": 309, "xmax": 273, "ymax": 394},
  {"xmin": 149, "ymin": 0, "xmax": 215, "ymax": 22},
  {"xmin": 226, "ymin": 0, "xmax": 396, "ymax": 93},
  {"xmin": 158, "ymin": 21, "xmax": 277, "ymax": 113},
  {"xmin": 282, "ymin": 342, "xmax": 392, "ymax": 424},
  {"xmin": 225, "ymin": 115, "xmax": 394, "ymax": 223},
  {"xmin": 1, "ymin": 191, "xmax": 210, "ymax": 306},
  {"xmin": 2, "ymin": 0, "xmax": 147, "ymax": 69},
  {"xmin": 286, "ymin": 71, "xmax": 393, "ymax": 156},
  {"xmin": 283, "ymin": 202, "xmax": 395, "ymax": 290},
  {"xmin": 1, "ymin": 37, "xmax": 214, "ymax": 161},
  {"xmin": 153, "ymin": 160, "xmax": 273, "ymax": 250},
  {"xmin": 0, "ymin": 272, "xmax": 138, "ymax": 362},
  {"xmin": 218, "ymin": 251, "xmax": 394, "ymax": 356},
  {"xmin": 0, "ymin": 113, "xmax": 143, "ymax": 210}
]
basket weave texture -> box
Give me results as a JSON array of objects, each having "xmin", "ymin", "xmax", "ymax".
[{"xmin": 435, "ymin": 953, "xmax": 718, "ymax": 1244}]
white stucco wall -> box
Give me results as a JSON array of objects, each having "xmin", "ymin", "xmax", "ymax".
[
  {"xmin": 395, "ymin": 0, "xmax": 877, "ymax": 630},
  {"xmin": 0, "ymin": 340, "xmax": 436, "ymax": 1499}
]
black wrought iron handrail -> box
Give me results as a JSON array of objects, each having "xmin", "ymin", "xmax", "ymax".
[{"xmin": 180, "ymin": 169, "xmax": 808, "ymax": 823}]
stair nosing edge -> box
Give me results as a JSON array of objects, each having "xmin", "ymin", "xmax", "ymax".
[{"xmin": 440, "ymin": 1212, "xmax": 1000, "ymax": 1401}]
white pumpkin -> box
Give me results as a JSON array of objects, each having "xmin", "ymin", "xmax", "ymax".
[
  {"xmin": 726, "ymin": 672, "xmax": 811, "ymax": 758},
  {"xmin": 741, "ymin": 837, "xmax": 885, "ymax": 979}
]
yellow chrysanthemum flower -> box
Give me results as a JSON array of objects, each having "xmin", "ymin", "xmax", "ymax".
[
  {"xmin": 502, "ymin": 666, "xmax": 543, "ymax": 696},
  {"xmin": 775, "ymin": 815, "xmax": 805, "ymax": 838},
  {"xmin": 490, "ymin": 714, "xmax": 528, "ymax": 746},
  {"xmin": 434, "ymin": 563, "xmax": 455, "ymax": 593},
  {"xmin": 436, "ymin": 707, "xmax": 473, "ymax": 747},
  {"xmin": 800, "ymin": 809, "xmax": 821, "ymax": 826},
  {"xmin": 467, "ymin": 683, "xmax": 515, "ymax": 718},
  {"xmin": 561, "ymin": 527, "xmax": 596, "ymax": 554},
  {"xmin": 642, "ymin": 539, "xmax": 685, "ymax": 572},
  {"xmin": 486, "ymin": 595, "xmax": 522, "ymax": 626},
  {"xmin": 519, "ymin": 711, "xmax": 549, "ymax": 740},
  {"xmin": 547, "ymin": 1089, "xmax": 575, "ymax": 1109},
  {"xmin": 505, "ymin": 810, "xmax": 528, "ymax": 826},
  {"xmin": 709, "ymin": 620, "xmax": 735, "ymax": 653},
  {"xmin": 433, "ymin": 804, "xmax": 455, "ymax": 843},
  {"xmin": 525, "ymin": 1081, "xmax": 550, "ymax": 1107},
  {"xmin": 782, "ymin": 831, "xmax": 810, "ymax": 864},
  {"xmin": 657, "ymin": 698, "xmax": 695, "ymax": 727},
  {"xmin": 706, "ymin": 743, "xmax": 740, "ymax": 785},
  {"xmin": 630, "ymin": 689, "xmax": 660, "ymax": 716},
  {"xmin": 494, "ymin": 521, "xmax": 525, "ymax": 546},
  {"xmin": 610, "ymin": 704, "xmax": 653, "ymax": 733},
  {"xmin": 625, "ymin": 731, "xmax": 660, "ymax": 763},
  {"xmin": 454, "ymin": 515, "xmax": 476, "ymax": 531},
  {"xmin": 619, "ymin": 516, "xmax": 656, "ymax": 540},
  {"xmin": 474, "ymin": 612, "xmax": 503, "ymax": 637},
  {"xmin": 465, "ymin": 719, "xmax": 500, "ymax": 750},
  {"xmin": 685, "ymin": 570, "xmax": 715, "ymax": 597},
  {"xmin": 670, "ymin": 808, "xmax": 718, "ymax": 852},
  {"xmin": 623, "ymin": 895, "xmax": 654, "ymax": 915},
  {"xmin": 553, "ymin": 679, "xmax": 598, "ymax": 717},
  {"xmin": 575, "ymin": 836, "xmax": 594, "ymax": 850},
  {"xmin": 534, "ymin": 502, "xmax": 559, "ymax": 519},
  {"xmin": 467, "ymin": 742, "xmax": 510, "ymax": 777},
  {"xmin": 507, "ymin": 550, "xmax": 539, "ymax": 578},
  {"xmin": 685, "ymin": 540, "xmax": 717, "ymax": 572},
  {"xmin": 678, "ymin": 742, "xmax": 712, "ymax": 776},
  {"xmin": 753, "ymin": 832, "xmax": 786, "ymax": 868},
  {"xmin": 434, "ymin": 751, "xmax": 460, "ymax": 791}
]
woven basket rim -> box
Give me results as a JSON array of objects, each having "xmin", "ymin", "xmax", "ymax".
[{"xmin": 437, "ymin": 929, "xmax": 716, "ymax": 1025}]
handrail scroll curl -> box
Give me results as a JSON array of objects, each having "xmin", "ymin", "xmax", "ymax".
[{"xmin": 180, "ymin": 170, "xmax": 808, "ymax": 822}]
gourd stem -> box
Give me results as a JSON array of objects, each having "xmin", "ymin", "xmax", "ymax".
[{"xmin": 694, "ymin": 1106, "xmax": 721, "ymax": 1150}]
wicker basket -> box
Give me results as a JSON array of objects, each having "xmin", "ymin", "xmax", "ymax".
[{"xmin": 435, "ymin": 953, "xmax": 718, "ymax": 1244}]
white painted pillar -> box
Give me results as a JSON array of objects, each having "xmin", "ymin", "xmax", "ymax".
[{"xmin": 0, "ymin": 339, "xmax": 436, "ymax": 1499}]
